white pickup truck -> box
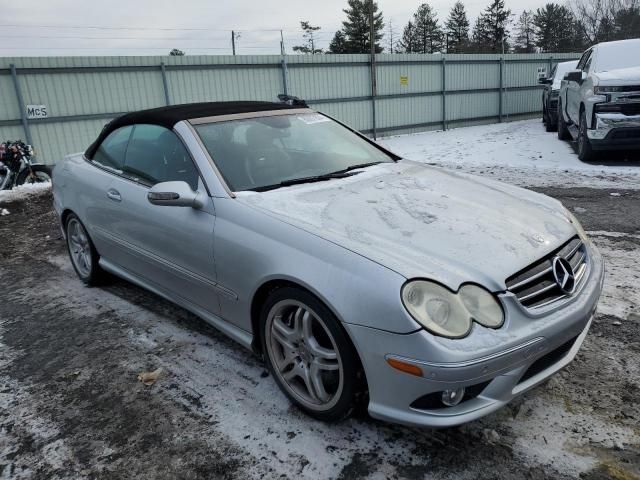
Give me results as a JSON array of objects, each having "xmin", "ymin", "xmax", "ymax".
[{"xmin": 558, "ymin": 39, "xmax": 640, "ymax": 160}]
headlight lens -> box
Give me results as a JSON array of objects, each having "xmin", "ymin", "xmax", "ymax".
[
  {"xmin": 401, "ymin": 281, "xmax": 503, "ymax": 338},
  {"xmin": 459, "ymin": 284, "xmax": 504, "ymax": 328},
  {"xmin": 594, "ymin": 86, "xmax": 624, "ymax": 94}
]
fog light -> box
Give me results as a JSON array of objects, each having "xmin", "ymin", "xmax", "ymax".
[{"xmin": 441, "ymin": 387, "xmax": 465, "ymax": 407}]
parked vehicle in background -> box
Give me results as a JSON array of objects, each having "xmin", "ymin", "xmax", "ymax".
[
  {"xmin": 0, "ymin": 140, "xmax": 52, "ymax": 190},
  {"xmin": 558, "ymin": 39, "xmax": 640, "ymax": 160},
  {"xmin": 540, "ymin": 60, "xmax": 578, "ymax": 132},
  {"xmin": 53, "ymin": 101, "xmax": 604, "ymax": 428}
]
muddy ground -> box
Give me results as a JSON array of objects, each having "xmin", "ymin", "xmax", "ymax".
[{"xmin": 1, "ymin": 189, "xmax": 639, "ymax": 480}]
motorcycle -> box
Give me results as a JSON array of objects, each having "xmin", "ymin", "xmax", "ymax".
[{"xmin": 0, "ymin": 140, "xmax": 52, "ymax": 190}]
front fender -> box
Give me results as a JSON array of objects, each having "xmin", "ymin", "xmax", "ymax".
[
  {"xmin": 583, "ymin": 94, "xmax": 608, "ymax": 128},
  {"xmin": 213, "ymin": 197, "xmax": 420, "ymax": 335}
]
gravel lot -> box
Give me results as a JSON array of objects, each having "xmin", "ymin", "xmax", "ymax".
[{"xmin": 1, "ymin": 121, "xmax": 639, "ymax": 479}]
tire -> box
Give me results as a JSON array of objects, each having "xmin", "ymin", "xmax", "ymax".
[
  {"xmin": 65, "ymin": 213, "xmax": 104, "ymax": 286},
  {"xmin": 544, "ymin": 106, "xmax": 556, "ymax": 132},
  {"xmin": 557, "ymin": 100, "xmax": 571, "ymax": 140},
  {"xmin": 260, "ymin": 286, "xmax": 365, "ymax": 422},
  {"xmin": 577, "ymin": 109, "xmax": 596, "ymax": 161},
  {"xmin": 16, "ymin": 165, "xmax": 52, "ymax": 186}
]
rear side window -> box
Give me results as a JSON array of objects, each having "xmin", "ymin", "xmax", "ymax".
[
  {"xmin": 123, "ymin": 124, "xmax": 200, "ymax": 190},
  {"xmin": 92, "ymin": 126, "xmax": 133, "ymax": 172}
]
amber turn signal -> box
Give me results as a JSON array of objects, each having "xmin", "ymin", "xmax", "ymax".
[{"xmin": 386, "ymin": 358, "xmax": 423, "ymax": 377}]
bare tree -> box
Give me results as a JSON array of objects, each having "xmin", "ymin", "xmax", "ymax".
[{"xmin": 571, "ymin": 0, "xmax": 615, "ymax": 43}]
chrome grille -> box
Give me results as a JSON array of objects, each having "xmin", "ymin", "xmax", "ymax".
[{"xmin": 506, "ymin": 237, "xmax": 588, "ymax": 309}]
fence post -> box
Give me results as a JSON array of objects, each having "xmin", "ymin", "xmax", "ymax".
[
  {"xmin": 498, "ymin": 57, "xmax": 504, "ymax": 123},
  {"xmin": 160, "ymin": 62, "xmax": 171, "ymax": 106},
  {"xmin": 548, "ymin": 56, "xmax": 553, "ymax": 78},
  {"xmin": 280, "ymin": 57, "xmax": 289, "ymax": 96},
  {"xmin": 370, "ymin": 56, "xmax": 377, "ymax": 140},
  {"xmin": 10, "ymin": 64, "xmax": 33, "ymax": 147},
  {"xmin": 441, "ymin": 57, "xmax": 447, "ymax": 131}
]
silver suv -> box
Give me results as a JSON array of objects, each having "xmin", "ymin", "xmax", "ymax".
[{"xmin": 558, "ymin": 39, "xmax": 640, "ymax": 160}]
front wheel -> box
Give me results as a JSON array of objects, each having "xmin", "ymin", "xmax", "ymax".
[
  {"xmin": 578, "ymin": 110, "xmax": 596, "ymax": 161},
  {"xmin": 260, "ymin": 287, "xmax": 365, "ymax": 422},
  {"xmin": 16, "ymin": 165, "xmax": 52, "ymax": 186},
  {"xmin": 557, "ymin": 100, "xmax": 571, "ymax": 140},
  {"xmin": 65, "ymin": 214, "xmax": 104, "ymax": 285}
]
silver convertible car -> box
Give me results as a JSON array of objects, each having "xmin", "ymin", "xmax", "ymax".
[{"xmin": 53, "ymin": 102, "xmax": 604, "ymax": 427}]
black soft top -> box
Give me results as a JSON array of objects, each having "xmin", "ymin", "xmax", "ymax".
[{"xmin": 85, "ymin": 101, "xmax": 299, "ymax": 158}]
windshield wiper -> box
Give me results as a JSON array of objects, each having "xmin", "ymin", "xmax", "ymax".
[
  {"xmin": 330, "ymin": 161, "xmax": 383, "ymax": 174},
  {"xmin": 249, "ymin": 162, "xmax": 383, "ymax": 192},
  {"xmin": 251, "ymin": 170, "xmax": 363, "ymax": 192}
]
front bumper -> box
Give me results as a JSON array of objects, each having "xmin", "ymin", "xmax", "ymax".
[
  {"xmin": 344, "ymin": 244, "xmax": 605, "ymax": 428},
  {"xmin": 587, "ymin": 111, "xmax": 640, "ymax": 150}
]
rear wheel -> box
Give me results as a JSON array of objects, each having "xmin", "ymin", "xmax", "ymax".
[
  {"xmin": 65, "ymin": 214, "xmax": 104, "ymax": 285},
  {"xmin": 16, "ymin": 165, "xmax": 52, "ymax": 186},
  {"xmin": 578, "ymin": 110, "xmax": 596, "ymax": 161},
  {"xmin": 557, "ymin": 100, "xmax": 571, "ymax": 140},
  {"xmin": 260, "ymin": 287, "xmax": 365, "ymax": 422}
]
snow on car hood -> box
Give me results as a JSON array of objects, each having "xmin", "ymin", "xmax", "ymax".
[
  {"xmin": 236, "ymin": 161, "xmax": 576, "ymax": 291},
  {"xmin": 594, "ymin": 67, "xmax": 640, "ymax": 86}
]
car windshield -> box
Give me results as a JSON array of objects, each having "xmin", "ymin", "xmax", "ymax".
[
  {"xmin": 552, "ymin": 61, "xmax": 578, "ymax": 89},
  {"xmin": 194, "ymin": 112, "xmax": 395, "ymax": 192},
  {"xmin": 594, "ymin": 42, "xmax": 640, "ymax": 72}
]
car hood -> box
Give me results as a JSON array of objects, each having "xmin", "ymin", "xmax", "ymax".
[
  {"xmin": 594, "ymin": 67, "xmax": 640, "ymax": 86},
  {"xmin": 235, "ymin": 161, "xmax": 576, "ymax": 291}
]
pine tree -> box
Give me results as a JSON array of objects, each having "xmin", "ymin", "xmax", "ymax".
[
  {"xmin": 329, "ymin": 30, "xmax": 349, "ymax": 53},
  {"xmin": 387, "ymin": 19, "xmax": 397, "ymax": 53},
  {"xmin": 398, "ymin": 21, "xmax": 418, "ymax": 52},
  {"xmin": 293, "ymin": 21, "xmax": 323, "ymax": 54},
  {"xmin": 514, "ymin": 10, "xmax": 536, "ymax": 52},
  {"xmin": 340, "ymin": 0, "xmax": 385, "ymax": 53},
  {"xmin": 445, "ymin": 1, "xmax": 470, "ymax": 52},
  {"xmin": 612, "ymin": 4, "xmax": 640, "ymax": 40},
  {"xmin": 413, "ymin": 3, "xmax": 444, "ymax": 53},
  {"xmin": 533, "ymin": 4, "xmax": 581, "ymax": 52},
  {"xmin": 472, "ymin": 0, "xmax": 513, "ymax": 53}
]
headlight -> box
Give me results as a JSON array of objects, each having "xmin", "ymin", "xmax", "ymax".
[
  {"xmin": 459, "ymin": 284, "xmax": 504, "ymax": 328},
  {"xmin": 594, "ymin": 86, "xmax": 625, "ymax": 94},
  {"xmin": 564, "ymin": 207, "xmax": 587, "ymax": 242},
  {"xmin": 401, "ymin": 280, "xmax": 503, "ymax": 338}
]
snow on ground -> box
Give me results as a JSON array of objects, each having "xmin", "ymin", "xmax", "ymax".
[
  {"xmin": 382, "ymin": 119, "xmax": 640, "ymax": 189},
  {"xmin": 0, "ymin": 182, "xmax": 51, "ymax": 205}
]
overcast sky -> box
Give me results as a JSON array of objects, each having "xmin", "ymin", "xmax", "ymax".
[{"xmin": 1, "ymin": 0, "xmax": 545, "ymax": 57}]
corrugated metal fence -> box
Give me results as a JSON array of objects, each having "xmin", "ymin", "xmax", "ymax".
[{"xmin": 0, "ymin": 53, "xmax": 580, "ymax": 164}]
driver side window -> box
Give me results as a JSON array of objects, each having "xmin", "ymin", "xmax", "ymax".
[{"xmin": 123, "ymin": 124, "xmax": 200, "ymax": 190}]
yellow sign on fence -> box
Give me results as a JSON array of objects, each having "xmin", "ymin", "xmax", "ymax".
[{"xmin": 400, "ymin": 75, "xmax": 409, "ymax": 86}]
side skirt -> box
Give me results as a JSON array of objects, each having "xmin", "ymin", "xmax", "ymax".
[{"xmin": 99, "ymin": 258, "xmax": 254, "ymax": 351}]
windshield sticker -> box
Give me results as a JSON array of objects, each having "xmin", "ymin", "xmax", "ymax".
[{"xmin": 298, "ymin": 114, "xmax": 331, "ymax": 125}]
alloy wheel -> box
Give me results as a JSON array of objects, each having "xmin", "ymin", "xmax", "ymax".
[
  {"xmin": 579, "ymin": 115, "xmax": 587, "ymax": 156},
  {"xmin": 265, "ymin": 300, "xmax": 344, "ymax": 411},
  {"xmin": 67, "ymin": 218, "xmax": 92, "ymax": 278}
]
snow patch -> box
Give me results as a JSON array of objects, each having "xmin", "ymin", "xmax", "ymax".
[
  {"xmin": 381, "ymin": 120, "xmax": 640, "ymax": 190},
  {"xmin": 0, "ymin": 182, "xmax": 51, "ymax": 204}
]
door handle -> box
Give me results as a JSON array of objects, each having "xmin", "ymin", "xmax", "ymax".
[{"xmin": 107, "ymin": 189, "xmax": 121, "ymax": 202}]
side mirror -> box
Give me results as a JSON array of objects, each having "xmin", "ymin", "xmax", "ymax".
[
  {"xmin": 564, "ymin": 70, "xmax": 584, "ymax": 83},
  {"xmin": 147, "ymin": 181, "xmax": 205, "ymax": 209},
  {"xmin": 538, "ymin": 77, "xmax": 552, "ymax": 85}
]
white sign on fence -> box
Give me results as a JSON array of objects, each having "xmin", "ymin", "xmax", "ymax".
[{"xmin": 26, "ymin": 105, "xmax": 48, "ymax": 119}]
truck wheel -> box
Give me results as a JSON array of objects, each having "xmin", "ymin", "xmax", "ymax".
[
  {"xmin": 557, "ymin": 100, "xmax": 570, "ymax": 140},
  {"xmin": 544, "ymin": 107, "xmax": 556, "ymax": 132},
  {"xmin": 578, "ymin": 110, "xmax": 596, "ymax": 161}
]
